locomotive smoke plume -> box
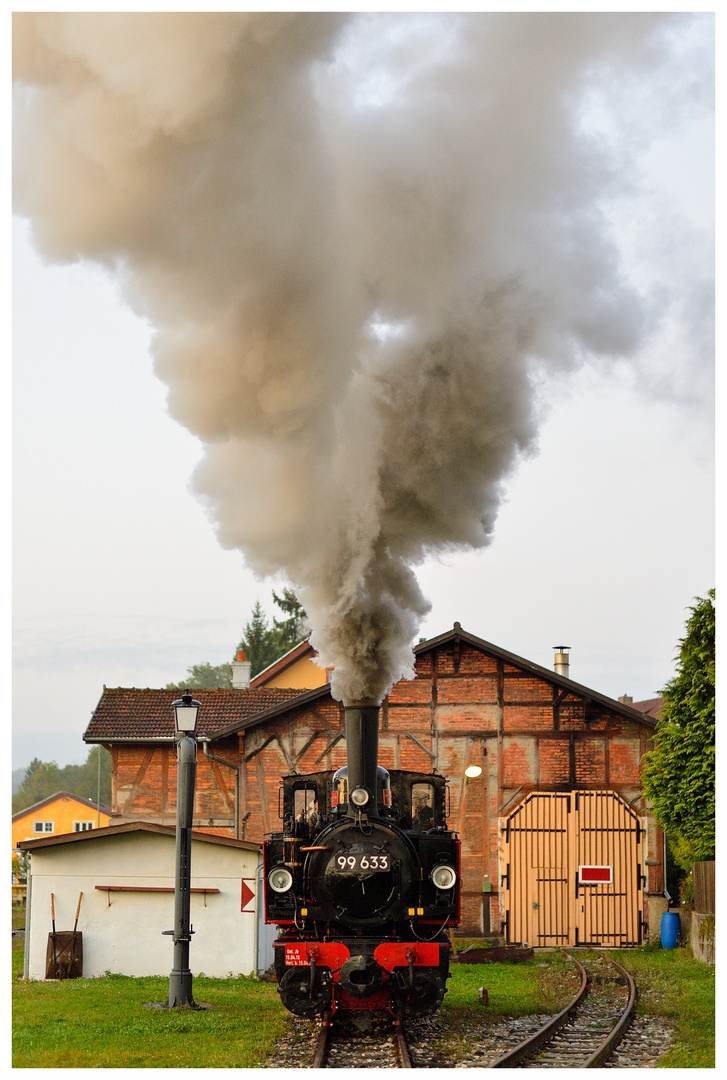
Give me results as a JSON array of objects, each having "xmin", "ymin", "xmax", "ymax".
[{"xmin": 13, "ymin": 13, "xmax": 712, "ymax": 703}]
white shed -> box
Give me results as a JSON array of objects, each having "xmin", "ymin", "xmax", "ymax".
[{"xmin": 19, "ymin": 821, "xmax": 263, "ymax": 981}]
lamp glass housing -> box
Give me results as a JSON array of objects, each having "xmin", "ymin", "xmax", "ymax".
[
  {"xmin": 173, "ymin": 694, "xmax": 201, "ymax": 735},
  {"xmin": 268, "ymin": 866, "xmax": 294, "ymax": 893},
  {"xmin": 464, "ymin": 764, "xmax": 482, "ymax": 778},
  {"xmin": 431, "ymin": 864, "xmax": 457, "ymax": 890}
]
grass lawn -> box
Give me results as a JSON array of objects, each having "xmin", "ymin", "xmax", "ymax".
[
  {"xmin": 612, "ymin": 945, "xmax": 715, "ymax": 1068},
  {"xmin": 12, "ymin": 931, "xmax": 714, "ymax": 1068},
  {"xmin": 12, "ymin": 948, "xmax": 287, "ymax": 1067}
]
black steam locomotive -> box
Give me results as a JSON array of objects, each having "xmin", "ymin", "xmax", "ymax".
[{"xmin": 263, "ymin": 702, "xmax": 460, "ymax": 1019}]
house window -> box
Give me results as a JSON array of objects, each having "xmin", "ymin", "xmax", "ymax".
[
  {"xmin": 33, "ymin": 821, "xmax": 53, "ymax": 834},
  {"xmin": 73, "ymin": 821, "xmax": 95, "ymax": 832}
]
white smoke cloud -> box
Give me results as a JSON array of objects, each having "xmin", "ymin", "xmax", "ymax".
[{"xmin": 13, "ymin": 12, "xmax": 713, "ymax": 703}]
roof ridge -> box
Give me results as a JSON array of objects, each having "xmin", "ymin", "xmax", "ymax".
[{"xmin": 12, "ymin": 790, "xmax": 113, "ymax": 821}]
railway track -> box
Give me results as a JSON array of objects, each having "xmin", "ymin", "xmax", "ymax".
[
  {"xmin": 489, "ymin": 951, "xmax": 636, "ymax": 1068},
  {"xmin": 311, "ymin": 1010, "xmax": 412, "ymax": 1068}
]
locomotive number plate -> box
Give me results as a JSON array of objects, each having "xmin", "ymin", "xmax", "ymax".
[{"xmin": 335, "ymin": 853, "xmax": 390, "ymax": 873}]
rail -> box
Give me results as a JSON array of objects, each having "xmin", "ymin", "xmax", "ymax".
[
  {"xmin": 310, "ymin": 1011, "xmax": 412, "ymax": 1068},
  {"xmin": 489, "ymin": 951, "xmax": 636, "ymax": 1069}
]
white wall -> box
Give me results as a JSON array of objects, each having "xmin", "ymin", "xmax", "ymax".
[{"xmin": 25, "ymin": 831, "xmax": 260, "ymax": 980}]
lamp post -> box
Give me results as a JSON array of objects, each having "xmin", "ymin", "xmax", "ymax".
[{"xmin": 167, "ymin": 691, "xmax": 202, "ymax": 1009}]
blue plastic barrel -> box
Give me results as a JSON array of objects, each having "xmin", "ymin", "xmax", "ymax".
[{"xmin": 661, "ymin": 910, "xmax": 681, "ymax": 949}]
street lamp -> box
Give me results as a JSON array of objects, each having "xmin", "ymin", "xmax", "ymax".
[
  {"xmin": 174, "ymin": 692, "xmax": 200, "ymax": 735},
  {"xmin": 166, "ymin": 691, "xmax": 203, "ymax": 1010}
]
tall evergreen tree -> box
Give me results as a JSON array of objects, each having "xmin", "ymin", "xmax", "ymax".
[
  {"xmin": 642, "ymin": 590, "xmax": 715, "ymax": 874},
  {"xmin": 271, "ymin": 586, "xmax": 308, "ymax": 653},
  {"xmin": 237, "ymin": 600, "xmax": 282, "ymax": 677},
  {"xmin": 12, "ymin": 747, "xmax": 112, "ymax": 814}
]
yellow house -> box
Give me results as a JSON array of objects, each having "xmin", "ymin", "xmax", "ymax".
[
  {"xmin": 250, "ymin": 640, "xmax": 332, "ymax": 690},
  {"xmin": 12, "ymin": 791, "xmax": 112, "ymax": 850}
]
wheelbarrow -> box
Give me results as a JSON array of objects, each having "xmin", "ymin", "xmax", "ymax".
[{"xmin": 45, "ymin": 892, "xmax": 83, "ymax": 979}]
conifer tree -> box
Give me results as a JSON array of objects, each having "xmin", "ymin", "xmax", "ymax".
[{"xmin": 642, "ymin": 590, "xmax": 715, "ymax": 873}]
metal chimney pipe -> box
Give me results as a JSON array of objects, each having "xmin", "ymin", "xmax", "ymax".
[
  {"xmin": 343, "ymin": 701, "xmax": 381, "ymax": 799},
  {"xmin": 553, "ymin": 646, "xmax": 571, "ymax": 678}
]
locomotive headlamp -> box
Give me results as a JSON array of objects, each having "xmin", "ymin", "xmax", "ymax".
[
  {"xmin": 431, "ymin": 864, "xmax": 457, "ymax": 890},
  {"xmin": 349, "ymin": 787, "xmax": 370, "ymax": 808},
  {"xmin": 268, "ymin": 866, "xmax": 294, "ymax": 893}
]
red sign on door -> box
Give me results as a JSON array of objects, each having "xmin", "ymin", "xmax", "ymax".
[{"xmin": 579, "ymin": 865, "xmax": 613, "ymax": 884}]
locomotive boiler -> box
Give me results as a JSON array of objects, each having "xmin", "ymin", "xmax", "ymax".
[{"xmin": 263, "ymin": 701, "xmax": 461, "ymax": 1019}]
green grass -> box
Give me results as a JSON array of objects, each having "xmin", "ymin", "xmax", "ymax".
[
  {"xmin": 612, "ymin": 945, "xmax": 715, "ymax": 1068},
  {"xmin": 446, "ymin": 949, "xmax": 580, "ymax": 1014},
  {"xmin": 12, "ymin": 935, "xmax": 286, "ymax": 1068},
  {"xmin": 12, "ymin": 933, "xmax": 713, "ymax": 1068},
  {"xmin": 445, "ymin": 946, "xmax": 714, "ymax": 1068}
]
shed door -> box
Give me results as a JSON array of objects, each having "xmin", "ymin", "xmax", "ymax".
[
  {"xmin": 500, "ymin": 790, "xmax": 643, "ymax": 947},
  {"xmin": 502, "ymin": 792, "xmax": 571, "ymax": 948},
  {"xmin": 575, "ymin": 790, "xmax": 642, "ymax": 947}
]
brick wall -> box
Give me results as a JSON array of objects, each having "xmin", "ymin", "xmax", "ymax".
[{"xmin": 109, "ymin": 637, "xmax": 658, "ymax": 936}]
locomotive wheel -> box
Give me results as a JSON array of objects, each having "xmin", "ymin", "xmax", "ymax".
[
  {"xmin": 338, "ymin": 954, "xmax": 383, "ymax": 999},
  {"xmin": 393, "ymin": 968, "xmax": 446, "ymax": 1018},
  {"xmin": 278, "ymin": 965, "xmax": 332, "ymax": 1018}
]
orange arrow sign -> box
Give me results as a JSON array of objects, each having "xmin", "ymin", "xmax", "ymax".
[{"xmin": 241, "ymin": 878, "xmax": 255, "ymax": 911}]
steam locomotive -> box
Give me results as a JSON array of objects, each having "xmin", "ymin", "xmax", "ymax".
[{"xmin": 263, "ymin": 702, "xmax": 461, "ymax": 1019}]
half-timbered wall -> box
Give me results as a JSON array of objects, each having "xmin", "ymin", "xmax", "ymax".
[{"xmin": 108, "ymin": 639, "xmax": 661, "ymax": 938}]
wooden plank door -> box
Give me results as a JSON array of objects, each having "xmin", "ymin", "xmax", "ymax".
[
  {"xmin": 501, "ymin": 792, "xmax": 571, "ymax": 947},
  {"xmin": 501, "ymin": 789, "xmax": 643, "ymax": 947},
  {"xmin": 573, "ymin": 790, "xmax": 643, "ymax": 947}
]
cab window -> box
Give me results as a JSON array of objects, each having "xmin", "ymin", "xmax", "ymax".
[
  {"xmin": 294, "ymin": 788, "xmax": 319, "ymax": 827},
  {"xmin": 412, "ymin": 782, "xmax": 435, "ymax": 830}
]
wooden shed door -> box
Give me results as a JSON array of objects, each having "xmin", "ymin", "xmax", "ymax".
[{"xmin": 500, "ymin": 790, "xmax": 643, "ymax": 947}]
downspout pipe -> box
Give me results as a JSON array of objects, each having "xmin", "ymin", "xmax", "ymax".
[{"xmin": 199, "ymin": 739, "xmax": 240, "ymax": 840}]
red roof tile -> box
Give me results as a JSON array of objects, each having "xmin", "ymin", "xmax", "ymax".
[
  {"xmin": 84, "ymin": 686, "xmax": 305, "ymax": 743},
  {"xmin": 630, "ymin": 697, "xmax": 664, "ymax": 720}
]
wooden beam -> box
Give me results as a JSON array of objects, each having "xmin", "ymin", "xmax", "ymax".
[{"xmin": 123, "ymin": 748, "xmax": 154, "ymax": 812}]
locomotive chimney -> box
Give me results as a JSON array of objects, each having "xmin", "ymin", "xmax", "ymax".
[
  {"xmin": 553, "ymin": 646, "xmax": 571, "ymax": 678},
  {"xmin": 343, "ymin": 701, "xmax": 381, "ymax": 808}
]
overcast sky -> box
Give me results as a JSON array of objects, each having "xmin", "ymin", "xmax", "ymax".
[{"xmin": 12, "ymin": 10, "xmax": 714, "ymax": 771}]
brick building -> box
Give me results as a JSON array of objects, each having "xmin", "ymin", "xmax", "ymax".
[{"xmin": 84, "ymin": 623, "xmax": 665, "ymax": 942}]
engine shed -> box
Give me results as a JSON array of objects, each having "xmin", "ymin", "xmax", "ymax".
[{"xmin": 85, "ymin": 623, "xmax": 665, "ymax": 945}]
